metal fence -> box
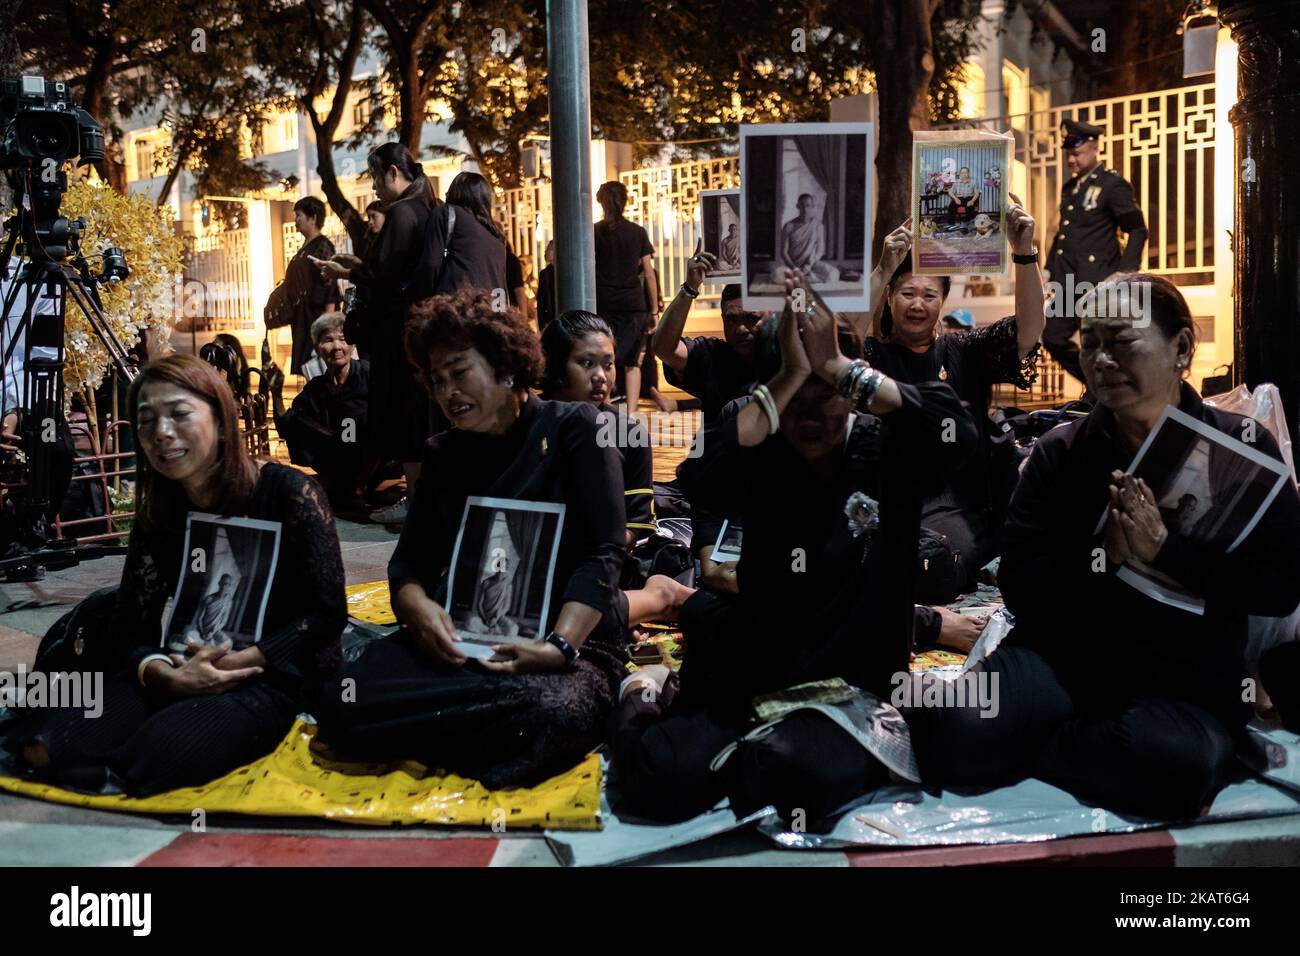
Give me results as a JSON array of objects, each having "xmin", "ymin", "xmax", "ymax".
[{"xmin": 937, "ymin": 82, "xmax": 1218, "ymax": 281}]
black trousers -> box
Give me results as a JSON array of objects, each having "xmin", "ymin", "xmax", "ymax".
[
  {"xmin": 6, "ymin": 673, "xmax": 298, "ymax": 797},
  {"xmin": 1043, "ymin": 309, "xmax": 1085, "ymax": 384},
  {"xmin": 313, "ymin": 633, "xmax": 618, "ymax": 789},
  {"xmin": 906, "ymin": 646, "xmax": 1238, "ymax": 820},
  {"xmin": 609, "ymin": 686, "xmax": 887, "ymax": 827}
]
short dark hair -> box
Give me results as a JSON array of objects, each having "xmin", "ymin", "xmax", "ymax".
[
  {"xmin": 294, "ymin": 196, "xmax": 327, "ymax": 228},
  {"xmin": 365, "ymin": 200, "xmax": 384, "ymax": 215},
  {"xmin": 539, "ymin": 310, "xmax": 615, "ymax": 397},
  {"xmin": 720, "ymin": 283, "xmax": 744, "ymax": 308},
  {"xmin": 754, "ymin": 314, "xmax": 862, "ymax": 383},
  {"xmin": 596, "ymin": 181, "xmax": 628, "ymax": 216},
  {"xmin": 404, "ymin": 288, "xmax": 543, "ymax": 394}
]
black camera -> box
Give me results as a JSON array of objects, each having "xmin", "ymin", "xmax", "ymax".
[{"xmin": 0, "ymin": 75, "xmax": 103, "ymax": 169}]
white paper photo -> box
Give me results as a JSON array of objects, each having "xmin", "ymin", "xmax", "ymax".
[
  {"xmin": 739, "ymin": 122, "xmax": 874, "ymax": 311},
  {"xmin": 446, "ymin": 497, "xmax": 566, "ymax": 660},
  {"xmin": 164, "ymin": 513, "xmax": 282, "ymax": 651}
]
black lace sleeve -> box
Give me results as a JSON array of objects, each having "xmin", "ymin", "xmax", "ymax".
[
  {"xmin": 110, "ymin": 518, "xmax": 177, "ymax": 674},
  {"xmin": 960, "ymin": 315, "xmax": 1040, "ymax": 390},
  {"xmin": 257, "ymin": 470, "xmax": 347, "ymax": 680}
]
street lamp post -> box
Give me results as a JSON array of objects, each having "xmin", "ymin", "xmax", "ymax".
[{"xmin": 546, "ymin": 0, "xmax": 597, "ymax": 314}]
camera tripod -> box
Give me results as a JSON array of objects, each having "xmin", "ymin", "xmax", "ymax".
[{"xmin": 0, "ymin": 184, "xmax": 137, "ymax": 579}]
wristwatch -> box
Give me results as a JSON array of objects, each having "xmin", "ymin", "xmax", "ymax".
[
  {"xmin": 1012, "ymin": 248, "xmax": 1040, "ymax": 265},
  {"xmin": 544, "ymin": 631, "xmax": 580, "ymax": 666}
]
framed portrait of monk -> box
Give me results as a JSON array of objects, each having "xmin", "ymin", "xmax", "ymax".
[{"xmin": 739, "ymin": 122, "xmax": 874, "ymax": 312}]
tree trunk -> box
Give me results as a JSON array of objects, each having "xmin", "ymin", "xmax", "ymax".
[
  {"xmin": 80, "ymin": 31, "xmax": 129, "ymax": 193},
  {"xmin": 869, "ymin": 0, "xmax": 942, "ymax": 260},
  {"xmin": 305, "ymin": 2, "xmax": 368, "ymax": 250}
]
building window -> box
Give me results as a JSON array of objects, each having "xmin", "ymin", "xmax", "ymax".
[
  {"xmin": 957, "ymin": 61, "xmax": 984, "ymax": 119},
  {"xmin": 135, "ymin": 139, "xmax": 155, "ymax": 179},
  {"xmin": 352, "ymin": 98, "xmax": 370, "ymax": 130},
  {"xmin": 1002, "ymin": 61, "xmax": 1030, "ymax": 130}
]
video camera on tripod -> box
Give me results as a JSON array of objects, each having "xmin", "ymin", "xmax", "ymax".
[{"xmin": 0, "ymin": 75, "xmax": 137, "ymax": 578}]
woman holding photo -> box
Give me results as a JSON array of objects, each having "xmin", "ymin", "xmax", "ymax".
[
  {"xmin": 313, "ymin": 289, "xmax": 634, "ymax": 788},
  {"xmin": 907, "ymin": 274, "xmax": 1300, "ymax": 819},
  {"xmin": 611, "ymin": 275, "xmax": 978, "ymax": 828},
  {"xmin": 4, "ymin": 354, "xmax": 347, "ymax": 796},
  {"xmin": 853, "ymin": 196, "xmax": 1044, "ymax": 593}
]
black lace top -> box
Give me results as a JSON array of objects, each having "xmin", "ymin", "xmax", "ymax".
[
  {"xmin": 866, "ymin": 316, "xmax": 1040, "ymax": 511},
  {"xmin": 111, "ymin": 464, "xmax": 347, "ymax": 692}
]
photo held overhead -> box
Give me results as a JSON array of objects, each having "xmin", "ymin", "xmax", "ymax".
[
  {"xmin": 911, "ymin": 129, "xmax": 1014, "ymax": 275},
  {"xmin": 739, "ymin": 122, "xmax": 874, "ymax": 312}
]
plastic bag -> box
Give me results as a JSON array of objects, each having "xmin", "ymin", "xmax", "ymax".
[{"xmin": 1204, "ymin": 382, "xmax": 1296, "ymax": 483}]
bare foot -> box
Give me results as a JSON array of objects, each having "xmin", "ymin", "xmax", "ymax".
[{"xmin": 649, "ymin": 388, "xmax": 677, "ymax": 413}]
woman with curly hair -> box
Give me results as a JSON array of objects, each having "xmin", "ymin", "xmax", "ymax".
[{"xmin": 313, "ymin": 289, "xmax": 631, "ymax": 787}]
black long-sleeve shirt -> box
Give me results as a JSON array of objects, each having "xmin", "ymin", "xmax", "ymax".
[
  {"xmin": 348, "ymin": 181, "xmax": 433, "ymax": 322},
  {"xmin": 678, "ymin": 380, "xmax": 978, "ymax": 696},
  {"xmin": 274, "ymin": 359, "xmax": 370, "ymax": 471},
  {"xmin": 388, "ymin": 397, "xmax": 628, "ymax": 671},
  {"xmin": 112, "ymin": 465, "xmax": 347, "ymax": 694},
  {"xmin": 1000, "ymin": 383, "xmax": 1300, "ymax": 729}
]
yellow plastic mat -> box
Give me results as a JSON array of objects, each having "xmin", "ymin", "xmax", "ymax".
[
  {"xmin": 345, "ymin": 580, "xmax": 396, "ymax": 626},
  {"xmin": 0, "ymin": 720, "xmax": 602, "ymax": 831}
]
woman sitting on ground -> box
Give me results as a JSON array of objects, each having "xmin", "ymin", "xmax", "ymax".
[
  {"xmin": 4, "ymin": 354, "xmax": 346, "ymax": 796},
  {"xmin": 266, "ymin": 313, "xmax": 374, "ymax": 512},
  {"xmin": 313, "ymin": 290, "xmax": 635, "ymax": 788},
  {"xmin": 539, "ymin": 310, "xmax": 694, "ymax": 623},
  {"xmin": 612, "ymin": 275, "xmax": 978, "ymax": 828},
  {"xmin": 906, "ymin": 274, "xmax": 1300, "ymax": 819},
  {"xmin": 856, "ymin": 200, "xmax": 1044, "ymax": 593}
]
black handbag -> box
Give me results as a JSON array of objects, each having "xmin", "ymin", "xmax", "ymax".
[{"xmin": 34, "ymin": 586, "xmax": 121, "ymax": 675}]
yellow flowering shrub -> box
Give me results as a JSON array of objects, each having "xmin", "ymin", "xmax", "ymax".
[{"xmin": 59, "ymin": 181, "xmax": 184, "ymax": 398}]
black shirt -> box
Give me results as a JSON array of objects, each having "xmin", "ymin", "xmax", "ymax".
[
  {"xmin": 276, "ymin": 359, "xmax": 370, "ymax": 469},
  {"xmin": 594, "ymin": 217, "xmax": 653, "ymax": 313},
  {"xmin": 1000, "ymin": 384, "xmax": 1300, "ymax": 729},
  {"xmin": 537, "ymin": 264, "xmax": 557, "ymax": 328},
  {"xmin": 595, "ymin": 404, "xmax": 655, "ymax": 535},
  {"xmin": 439, "ymin": 207, "xmax": 507, "ymax": 295},
  {"xmin": 677, "ymin": 381, "xmax": 979, "ymax": 697},
  {"xmin": 663, "ymin": 336, "xmax": 756, "ymax": 425},
  {"xmin": 1045, "ymin": 164, "xmax": 1148, "ymax": 287},
  {"xmin": 348, "ymin": 181, "xmax": 433, "ymax": 322},
  {"xmin": 284, "ymin": 234, "xmax": 341, "ymax": 375},
  {"xmin": 866, "ymin": 317, "xmax": 1038, "ymax": 510},
  {"xmin": 506, "ymin": 249, "xmax": 525, "ymax": 301},
  {"xmin": 388, "ymin": 397, "xmax": 629, "ymax": 676}
]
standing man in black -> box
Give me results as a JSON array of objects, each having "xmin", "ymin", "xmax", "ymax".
[
  {"xmin": 1045, "ymin": 118, "xmax": 1148, "ymax": 385},
  {"xmin": 594, "ymin": 181, "xmax": 660, "ymax": 407}
]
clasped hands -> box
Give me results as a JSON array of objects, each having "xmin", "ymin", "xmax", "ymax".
[
  {"xmin": 777, "ymin": 268, "xmax": 853, "ymax": 387},
  {"xmin": 1104, "ymin": 470, "xmax": 1168, "ymax": 565}
]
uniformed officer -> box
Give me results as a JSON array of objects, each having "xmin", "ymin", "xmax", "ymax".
[{"xmin": 1045, "ymin": 118, "xmax": 1148, "ymax": 384}]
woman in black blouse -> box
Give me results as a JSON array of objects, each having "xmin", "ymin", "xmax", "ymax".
[
  {"xmin": 4, "ymin": 354, "xmax": 346, "ymax": 795},
  {"xmin": 612, "ymin": 275, "xmax": 979, "ymax": 827},
  {"xmin": 907, "ymin": 275, "xmax": 1300, "ymax": 818},
  {"xmin": 858, "ymin": 198, "xmax": 1045, "ymax": 591},
  {"xmin": 316, "ymin": 143, "xmax": 434, "ymax": 522},
  {"xmin": 539, "ymin": 310, "xmax": 694, "ymax": 623},
  {"xmin": 313, "ymin": 290, "xmax": 632, "ymax": 788},
  {"xmin": 266, "ymin": 313, "xmax": 372, "ymax": 512}
]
